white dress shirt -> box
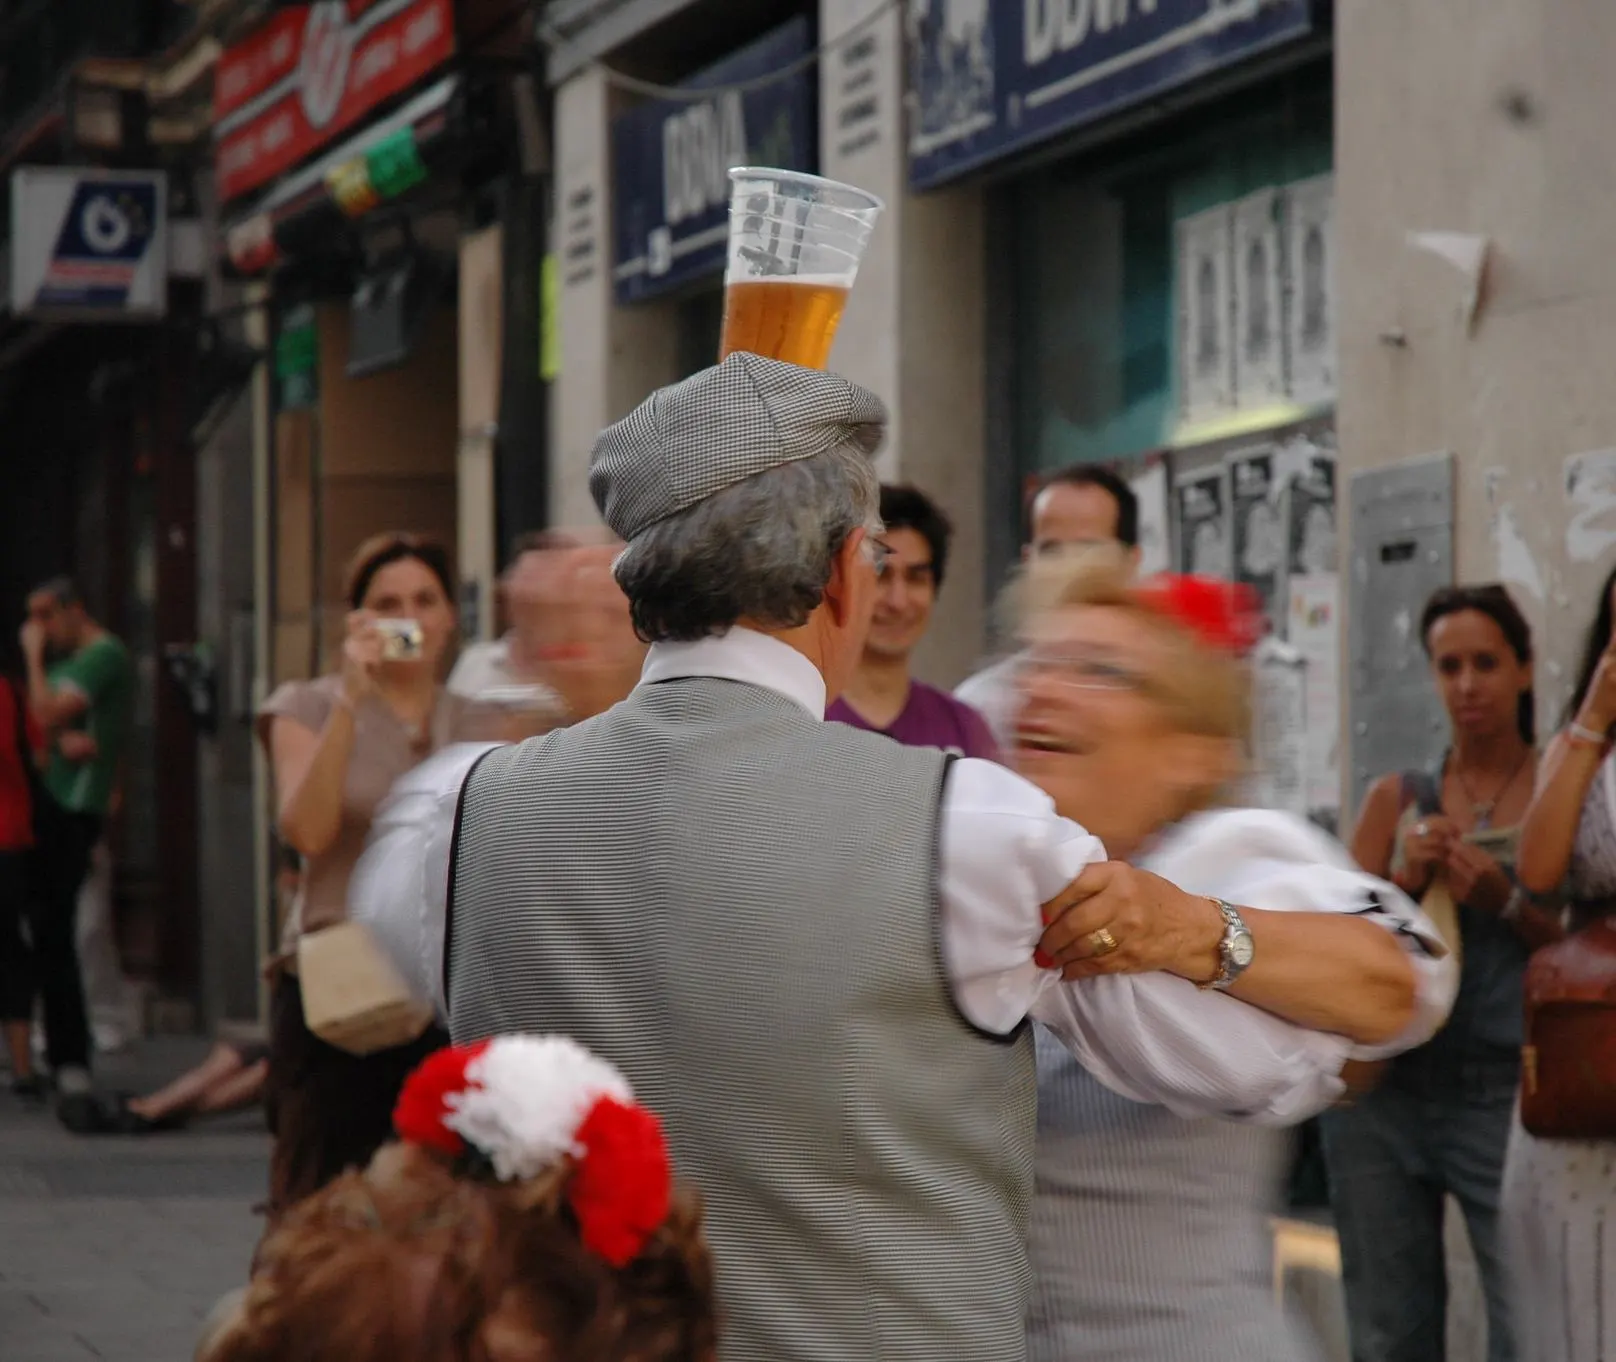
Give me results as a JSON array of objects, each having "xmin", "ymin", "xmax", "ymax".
[{"xmin": 353, "ymin": 627, "xmax": 1454, "ymax": 1127}]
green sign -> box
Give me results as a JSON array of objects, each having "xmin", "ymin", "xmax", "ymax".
[
  {"xmin": 366, "ymin": 127, "xmax": 428, "ymax": 202},
  {"xmin": 276, "ymin": 304, "xmax": 317, "ymax": 411}
]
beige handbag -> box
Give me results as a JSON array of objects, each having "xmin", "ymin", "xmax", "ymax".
[{"xmin": 296, "ymin": 921, "xmax": 434, "ymax": 1056}]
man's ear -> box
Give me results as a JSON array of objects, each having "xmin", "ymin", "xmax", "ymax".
[{"xmin": 821, "ymin": 529, "xmax": 868, "ymax": 628}]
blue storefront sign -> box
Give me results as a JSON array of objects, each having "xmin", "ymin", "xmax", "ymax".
[
  {"xmin": 907, "ymin": 0, "xmax": 1321, "ymax": 191},
  {"xmin": 612, "ymin": 18, "xmax": 814, "ymax": 304}
]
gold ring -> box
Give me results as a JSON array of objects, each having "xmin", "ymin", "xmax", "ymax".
[{"xmin": 1087, "ymin": 927, "xmax": 1120, "ymax": 957}]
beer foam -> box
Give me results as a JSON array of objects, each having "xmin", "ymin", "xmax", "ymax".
[{"xmin": 727, "ymin": 273, "xmax": 851, "ymax": 289}]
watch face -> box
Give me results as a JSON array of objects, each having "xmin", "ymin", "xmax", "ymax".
[{"xmin": 1228, "ymin": 933, "xmax": 1256, "ymax": 969}]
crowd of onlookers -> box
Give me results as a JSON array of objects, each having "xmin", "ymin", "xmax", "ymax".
[{"xmin": 4, "ymin": 452, "xmax": 1614, "ymax": 1362}]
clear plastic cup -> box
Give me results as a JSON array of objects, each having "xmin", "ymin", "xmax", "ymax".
[{"xmin": 719, "ymin": 167, "xmax": 885, "ymax": 369}]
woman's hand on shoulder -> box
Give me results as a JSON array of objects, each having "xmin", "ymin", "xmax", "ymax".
[{"xmin": 1037, "ymin": 861, "xmax": 1224, "ymax": 983}]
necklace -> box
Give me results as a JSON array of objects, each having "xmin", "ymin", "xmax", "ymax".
[{"xmin": 1453, "ymin": 746, "xmax": 1533, "ymax": 830}]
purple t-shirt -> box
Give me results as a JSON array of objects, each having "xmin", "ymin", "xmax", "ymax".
[{"xmin": 828, "ymin": 681, "xmax": 1001, "ymax": 761}]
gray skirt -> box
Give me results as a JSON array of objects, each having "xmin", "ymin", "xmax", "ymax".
[{"xmin": 1501, "ymin": 1109, "xmax": 1616, "ymax": 1362}]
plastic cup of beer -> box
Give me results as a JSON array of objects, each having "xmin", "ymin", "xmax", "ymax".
[{"xmin": 719, "ymin": 167, "xmax": 885, "ymax": 369}]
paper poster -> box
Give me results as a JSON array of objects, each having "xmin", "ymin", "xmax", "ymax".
[
  {"xmin": 1176, "ymin": 205, "xmax": 1235, "ymax": 423},
  {"xmin": 1286, "ymin": 175, "xmax": 1336, "ymax": 406},
  {"xmin": 1284, "ymin": 446, "xmax": 1338, "ymax": 576},
  {"xmin": 1289, "ymin": 573, "xmax": 1342, "ymax": 821},
  {"xmin": 1174, "ymin": 464, "xmax": 1231, "ymax": 578},
  {"xmin": 1228, "ymin": 445, "xmax": 1284, "ymax": 637},
  {"xmin": 1251, "ymin": 636, "xmax": 1308, "ymax": 816},
  {"xmin": 1129, "ymin": 460, "xmax": 1171, "ymax": 576},
  {"xmin": 1233, "ymin": 189, "xmax": 1285, "ymax": 409}
]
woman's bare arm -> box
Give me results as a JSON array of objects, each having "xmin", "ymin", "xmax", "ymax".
[
  {"xmin": 1351, "ymin": 775, "xmax": 1403, "ymax": 881},
  {"xmin": 1228, "ymin": 908, "xmax": 1419, "ymax": 1048},
  {"xmin": 269, "ymin": 708, "xmax": 357, "ymax": 858},
  {"xmin": 1517, "ymin": 730, "xmax": 1604, "ymax": 896}
]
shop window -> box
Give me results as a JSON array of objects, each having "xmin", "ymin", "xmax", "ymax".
[
  {"xmin": 676, "ymin": 287, "xmax": 725, "ymax": 379},
  {"xmin": 1011, "ymin": 70, "xmax": 1331, "ymax": 479}
]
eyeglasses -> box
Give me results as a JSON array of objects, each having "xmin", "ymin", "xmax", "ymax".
[
  {"xmin": 1019, "ymin": 649, "xmax": 1156, "ymax": 695},
  {"xmin": 865, "ymin": 538, "xmax": 894, "ymax": 578}
]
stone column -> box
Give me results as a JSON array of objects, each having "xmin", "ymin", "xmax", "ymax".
[
  {"xmin": 820, "ymin": 0, "xmax": 989, "ymax": 684},
  {"xmin": 550, "ymin": 67, "xmax": 678, "ymax": 530}
]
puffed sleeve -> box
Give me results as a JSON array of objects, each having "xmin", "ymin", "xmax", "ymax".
[
  {"xmin": 940, "ymin": 765, "xmax": 1452, "ymax": 1126},
  {"xmin": 348, "ymin": 742, "xmax": 503, "ymax": 1020}
]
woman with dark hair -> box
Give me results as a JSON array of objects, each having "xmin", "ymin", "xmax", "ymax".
[
  {"xmin": 1505, "ymin": 565, "xmax": 1616, "ymax": 1362},
  {"xmin": 254, "ymin": 534, "xmax": 502, "ymax": 1221},
  {"xmin": 1324, "ymin": 583, "xmax": 1554, "ymax": 1362}
]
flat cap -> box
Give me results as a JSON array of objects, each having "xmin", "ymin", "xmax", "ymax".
[{"xmin": 589, "ymin": 352, "xmax": 888, "ymax": 542}]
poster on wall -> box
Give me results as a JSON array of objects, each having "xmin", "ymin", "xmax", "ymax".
[
  {"xmin": 1228, "ymin": 446, "xmax": 1284, "ymax": 637},
  {"xmin": 1289, "ymin": 573, "xmax": 1342, "ymax": 825},
  {"xmin": 1282, "ymin": 443, "xmax": 1339, "ymax": 576},
  {"xmin": 1251, "ymin": 637, "xmax": 1309, "ymax": 816},
  {"xmin": 1233, "ymin": 189, "xmax": 1285, "ymax": 409},
  {"xmin": 1174, "ymin": 464, "xmax": 1231, "ymax": 578},
  {"xmin": 1129, "ymin": 460, "xmax": 1172, "ymax": 576},
  {"xmin": 1286, "ymin": 175, "xmax": 1337, "ymax": 406},
  {"xmin": 1175, "ymin": 205, "xmax": 1235, "ymax": 423}
]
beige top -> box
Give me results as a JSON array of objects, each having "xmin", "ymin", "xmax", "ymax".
[{"xmin": 257, "ymin": 675, "xmax": 493, "ymax": 946}]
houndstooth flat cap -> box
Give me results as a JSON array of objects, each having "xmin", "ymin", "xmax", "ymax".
[{"xmin": 589, "ymin": 352, "xmax": 888, "ymax": 542}]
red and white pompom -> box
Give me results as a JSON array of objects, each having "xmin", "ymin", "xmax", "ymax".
[{"xmin": 392, "ymin": 1034, "xmax": 672, "ymax": 1267}]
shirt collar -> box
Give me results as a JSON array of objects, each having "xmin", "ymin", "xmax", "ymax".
[{"xmin": 639, "ymin": 627, "xmax": 827, "ymax": 719}]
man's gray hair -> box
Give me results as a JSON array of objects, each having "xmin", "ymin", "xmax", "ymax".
[{"xmin": 614, "ymin": 444, "xmax": 880, "ymax": 643}]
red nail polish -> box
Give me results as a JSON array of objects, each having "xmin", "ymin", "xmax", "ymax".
[{"xmin": 1034, "ymin": 948, "xmax": 1054, "ymax": 970}]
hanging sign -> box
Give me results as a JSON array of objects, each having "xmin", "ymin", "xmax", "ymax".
[
  {"xmin": 214, "ymin": 0, "xmax": 456, "ymax": 204},
  {"xmin": 611, "ymin": 18, "xmax": 815, "ymax": 304},
  {"xmin": 10, "ymin": 168, "xmax": 168, "ymax": 318},
  {"xmin": 907, "ymin": 0, "xmax": 1320, "ymax": 191}
]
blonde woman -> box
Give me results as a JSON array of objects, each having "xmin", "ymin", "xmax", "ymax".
[{"xmin": 1017, "ymin": 559, "xmax": 1457, "ymax": 1362}]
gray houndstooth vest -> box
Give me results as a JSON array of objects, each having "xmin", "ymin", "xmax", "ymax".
[{"xmin": 446, "ymin": 676, "xmax": 1037, "ymax": 1362}]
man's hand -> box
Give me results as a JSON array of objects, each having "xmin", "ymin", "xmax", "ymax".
[
  {"xmin": 56, "ymin": 731, "xmax": 97, "ymax": 763},
  {"xmin": 18, "ymin": 620, "xmax": 44, "ymax": 661},
  {"xmin": 1038, "ymin": 862, "xmax": 1226, "ymax": 983}
]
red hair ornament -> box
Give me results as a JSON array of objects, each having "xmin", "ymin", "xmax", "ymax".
[
  {"xmin": 392, "ymin": 1035, "xmax": 672, "ymax": 1268},
  {"xmin": 1133, "ymin": 574, "xmax": 1264, "ymax": 655}
]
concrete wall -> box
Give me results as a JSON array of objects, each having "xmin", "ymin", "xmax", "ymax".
[{"xmin": 1337, "ymin": 0, "xmax": 1616, "ymax": 729}]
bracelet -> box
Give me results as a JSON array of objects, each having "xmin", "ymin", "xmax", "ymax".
[{"xmin": 1568, "ymin": 720, "xmax": 1611, "ymax": 749}]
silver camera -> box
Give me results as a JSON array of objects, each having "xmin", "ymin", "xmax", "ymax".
[{"xmin": 374, "ymin": 618, "xmax": 425, "ymax": 661}]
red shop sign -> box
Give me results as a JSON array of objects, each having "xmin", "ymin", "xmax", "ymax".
[{"xmin": 214, "ymin": 0, "xmax": 455, "ymax": 204}]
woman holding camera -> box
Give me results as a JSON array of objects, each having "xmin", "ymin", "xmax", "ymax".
[{"xmin": 256, "ymin": 533, "xmax": 497, "ymax": 1221}]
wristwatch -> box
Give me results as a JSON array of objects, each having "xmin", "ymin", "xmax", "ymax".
[{"xmin": 1202, "ymin": 899, "xmax": 1255, "ymax": 992}]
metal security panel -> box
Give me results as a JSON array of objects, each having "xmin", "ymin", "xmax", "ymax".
[{"xmin": 1347, "ymin": 453, "xmax": 1455, "ymax": 817}]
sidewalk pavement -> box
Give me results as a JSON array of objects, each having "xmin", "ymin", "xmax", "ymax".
[{"xmin": 0, "ymin": 1037, "xmax": 268, "ymax": 1362}]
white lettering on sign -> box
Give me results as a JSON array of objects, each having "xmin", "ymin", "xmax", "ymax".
[
  {"xmin": 1025, "ymin": 0, "xmax": 1159, "ymax": 66},
  {"xmin": 404, "ymin": 4, "xmax": 443, "ymax": 55},
  {"xmin": 661, "ymin": 91, "xmax": 747, "ymax": 228},
  {"xmin": 353, "ymin": 33, "xmax": 399, "ymax": 91}
]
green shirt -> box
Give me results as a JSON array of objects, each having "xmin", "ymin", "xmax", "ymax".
[{"xmin": 45, "ymin": 634, "xmax": 133, "ymax": 816}]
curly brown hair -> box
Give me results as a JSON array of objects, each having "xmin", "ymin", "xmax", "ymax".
[{"xmin": 200, "ymin": 1143, "xmax": 718, "ymax": 1362}]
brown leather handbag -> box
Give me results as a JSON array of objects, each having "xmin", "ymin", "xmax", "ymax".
[{"xmin": 1520, "ymin": 915, "xmax": 1616, "ymax": 1138}]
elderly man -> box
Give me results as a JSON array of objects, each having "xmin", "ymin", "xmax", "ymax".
[{"xmin": 353, "ymin": 355, "xmax": 1377, "ymax": 1362}]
